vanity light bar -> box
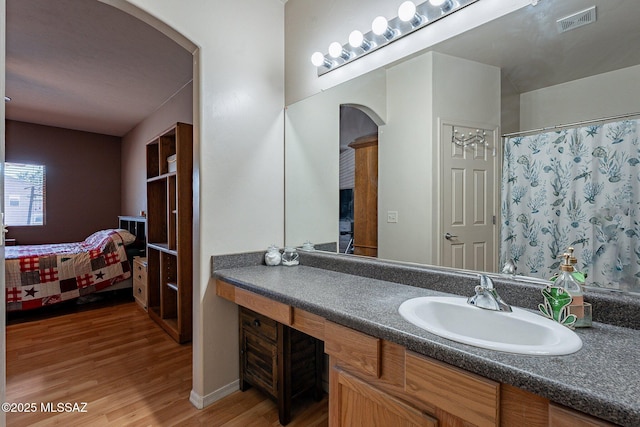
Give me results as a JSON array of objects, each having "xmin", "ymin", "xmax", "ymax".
[{"xmin": 311, "ymin": 0, "xmax": 479, "ymax": 76}]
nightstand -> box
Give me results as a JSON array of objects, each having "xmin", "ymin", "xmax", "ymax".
[{"xmin": 133, "ymin": 257, "xmax": 148, "ymax": 311}]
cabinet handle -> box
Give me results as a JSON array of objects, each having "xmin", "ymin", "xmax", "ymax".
[
  {"xmin": 137, "ymin": 288, "xmax": 142, "ymax": 294},
  {"xmin": 253, "ymin": 319, "xmax": 261, "ymax": 328}
]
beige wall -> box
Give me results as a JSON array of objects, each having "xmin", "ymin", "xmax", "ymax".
[
  {"xmin": 520, "ymin": 64, "xmax": 640, "ymax": 130},
  {"xmin": 121, "ymin": 81, "xmax": 193, "ymax": 217},
  {"xmin": 5, "ymin": 120, "xmax": 121, "ymax": 245},
  {"xmin": 118, "ymin": 0, "xmax": 285, "ymax": 407}
]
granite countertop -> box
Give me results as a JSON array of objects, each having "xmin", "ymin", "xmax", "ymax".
[{"xmin": 214, "ymin": 264, "xmax": 640, "ymax": 426}]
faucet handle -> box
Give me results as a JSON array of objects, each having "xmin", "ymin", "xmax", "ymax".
[
  {"xmin": 468, "ymin": 275, "xmax": 513, "ymax": 312},
  {"xmin": 480, "ymin": 274, "xmax": 495, "ymax": 289},
  {"xmin": 501, "ymin": 259, "xmax": 517, "ymax": 276},
  {"xmin": 467, "ymin": 285, "xmax": 501, "ymax": 311}
]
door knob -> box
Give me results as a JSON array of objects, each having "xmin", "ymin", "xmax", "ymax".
[{"xmin": 444, "ymin": 232, "xmax": 458, "ymax": 240}]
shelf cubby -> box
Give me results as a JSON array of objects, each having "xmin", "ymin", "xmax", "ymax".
[{"xmin": 145, "ymin": 122, "xmax": 193, "ymax": 344}]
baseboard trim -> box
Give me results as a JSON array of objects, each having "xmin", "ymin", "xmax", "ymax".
[{"xmin": 189, "ymin": 380, "xmax": 239, "ymax": 409}]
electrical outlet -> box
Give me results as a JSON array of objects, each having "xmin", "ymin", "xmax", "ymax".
[{"xmin": 387, "ymin": 211, "xmax": 398, "ymax": 223}]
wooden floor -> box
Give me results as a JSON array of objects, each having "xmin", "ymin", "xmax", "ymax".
[{"xmin": 6, "ymin": 302, "xmax": 328, "ymax": 426}]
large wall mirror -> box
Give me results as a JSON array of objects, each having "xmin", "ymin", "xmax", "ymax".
[{"xmin": 285, "ymin": 0, "xmax": 640, "ymax": 295}]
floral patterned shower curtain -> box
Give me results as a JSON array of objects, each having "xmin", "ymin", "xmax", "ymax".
[{"xmin": 500, "ymin": 119, "xmax": 640, "ymax": 293}]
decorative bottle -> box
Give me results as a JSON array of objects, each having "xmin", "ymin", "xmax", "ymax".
[
  {"xmin": 264, "ymin": 245, "xmax": 281, "ymax": 266},
  {"xmin": 281, "ymin": 246, "xmax": 300, "ymax": 266}
]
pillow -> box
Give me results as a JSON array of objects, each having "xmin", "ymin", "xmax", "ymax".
[{"xmin": 115, "ymin": 229, "xmax": 137, "ymax": 245}]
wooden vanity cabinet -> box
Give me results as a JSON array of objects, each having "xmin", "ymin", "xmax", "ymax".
[
  {"xmin": 239, "ymin": 307, "xmax": 323, "ymax": 426},
  {"xmin": 325, "ymin": 322, "xmax": 496, "ymax": 426},
  {"xmin": 324, "ymin": 318, "xmax": 612, "ymax": 427},
  {"xmin": 217, "ymin": 280, "xmax": 618, "ymax": 427}
]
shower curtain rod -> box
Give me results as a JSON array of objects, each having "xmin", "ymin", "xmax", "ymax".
[{"xmin": 502, "ymin": 111, "xmax": 640, "ymax": 138}]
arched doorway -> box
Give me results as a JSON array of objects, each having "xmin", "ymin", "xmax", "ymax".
[
  {"xmin": 339, "ymin": 105, "xmax": 381, "ymax": 257},
  {"xmin": 1, "ymin": 0, "xmax": 199, "ymax": 418}
]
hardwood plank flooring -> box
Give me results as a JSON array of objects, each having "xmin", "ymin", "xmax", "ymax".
[{"xmin": 6, "ymin": 302, "xmax": 328, "ymax": 426}]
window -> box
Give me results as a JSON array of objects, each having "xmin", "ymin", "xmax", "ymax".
[{"xmin": 4, "ymin": 162, "xmax": 46, "ymax": 226}]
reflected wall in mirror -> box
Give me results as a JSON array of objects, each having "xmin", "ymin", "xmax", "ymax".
[{"xmin": 285, "ymin": 0, "xmax": 640, "ymax": 294}]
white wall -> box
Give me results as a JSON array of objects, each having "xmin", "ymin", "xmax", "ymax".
[
  {"xmin": 379, "ymin": 53, "xmax": 435, "ymax": 263},
  {"xmin": 285, "ymin": 0, "xmax": 529, "ymax": 105},
  {"xmin": 520, "ymin": 64, "xmax": 640, "ymax": 130},
  {"xmin": 432, "ymin": 53, "xmax": 501, "ymax": 128},
  {"xmin": 115, "ymin": 0, "xmax": 285, "ymax": 407}
]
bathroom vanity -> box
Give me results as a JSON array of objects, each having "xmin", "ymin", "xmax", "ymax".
[{"xmin": 213, "ymin": 251, "xmax": 640, "ymax": 426}]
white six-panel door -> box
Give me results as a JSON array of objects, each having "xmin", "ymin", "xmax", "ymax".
[{"xmin": 441, "ymin": 123, "xmax": 498, "ymax": 272}]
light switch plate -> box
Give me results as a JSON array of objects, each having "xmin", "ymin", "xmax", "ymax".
[{"xmin": 387, "ymin": 211, "xmax": 398, "ymax": 223}]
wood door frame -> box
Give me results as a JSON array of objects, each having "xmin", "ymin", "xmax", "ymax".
[{"xmin": 435, "ymin": 117, "xmax": 501, "ymax": 271}]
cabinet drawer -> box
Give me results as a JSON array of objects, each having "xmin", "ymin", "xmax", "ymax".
[
  {"xmin": 133, "ymin": 262, "xmax": 147, "ymax": 282},
  {"xmin": 549, "ymin": 403, "xmax": 615, "ymax": 427},
  {"xmin": 405, "ymin": 352, "xmax": 499, "ymax": 427},
  {"xmin": 133, "ymin": 280, "xmax": 147, "ymax": 310},
  {"xmin": 241, "ymin": 308, "xmax": 278, "ymax": 342},
  {"xmin": 325, "ymin": 321, "xmax": 380, "ymax": 378},
  {"xmin": 216, "ymin": 279, "xmax": 292, "ymax": 325}
]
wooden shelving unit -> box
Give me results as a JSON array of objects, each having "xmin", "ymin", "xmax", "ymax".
[{"xmin": 146, "ymin": 122, "xmax": 193, "ymax": 344}]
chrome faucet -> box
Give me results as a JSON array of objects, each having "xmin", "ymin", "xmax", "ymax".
[{"xmin": 467, "ymin": 275, "xmax": 513, "ymax": 312}]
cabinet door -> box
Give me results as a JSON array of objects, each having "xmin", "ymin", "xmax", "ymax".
[
  {"xmin": 241, "ymin": 329, "xmax": 277, "ymax": 397},
  {"xmin": 330, "ymin": 366, "xmax": 437, "ymax": 427}
]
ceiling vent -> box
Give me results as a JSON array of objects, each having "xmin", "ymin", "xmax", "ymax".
[{"xmin": 557, "ymin": 6, "xmax": 597, "ymax": 33}]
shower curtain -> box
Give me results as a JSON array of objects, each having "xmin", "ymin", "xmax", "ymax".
[{"xmin": 500, "ymin": 119, "xmax": 640, "ymax": 293}]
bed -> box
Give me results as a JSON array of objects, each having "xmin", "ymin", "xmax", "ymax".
[{"xmin": 5, "ymin": 229, "xmax": 136, "ymax": 312}]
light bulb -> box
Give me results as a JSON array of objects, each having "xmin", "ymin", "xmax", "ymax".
[
  {"xmin": 372, "ymin": 16, "xmax": 396, "ymax": 40},
  {"xmin": 399, "ymin": 1, "xmax": 424, "ymax": 27},
  {"xmin": 348, "ymin": 30, "xmax": 373, "ymax": 51},
  {"xmin": 430, "ymin": 0, "xmax": 453, "ymax": 12},
  {"xmin": 349, "ymin": 30, "xmax": 364, "ymax": 48},
  {"xmin": 371, "ymin": 16, "xmax": 389, "ymax": 35},
  {"xmin": 328, "ymin": 42, "xmax": 343, "ymax": 58},
  {"xmin": 398, "ymin": 1, "xmax": 416, "ymax": 22},
  {"xmin": 328, "ymin": 42, "xmax": 352, "ymax": 60},
  {"xmin": 311, "ymin": 51, "xmax": 327, "ymax": 67}
]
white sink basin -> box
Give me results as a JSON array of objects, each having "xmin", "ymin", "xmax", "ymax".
[{"xmin": 398, "ymin": 296, "xmax": 582, "ymax": 355}]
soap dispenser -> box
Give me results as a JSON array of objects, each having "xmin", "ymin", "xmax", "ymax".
[
  {"xmin": 567, "ymin": 246, "xmax": 587, "ymax": 284},
  {"xmin": 555, "ymin": 252, "xmax": 591, "ymax": 327}
]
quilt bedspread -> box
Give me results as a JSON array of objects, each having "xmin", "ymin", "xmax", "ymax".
[{"xmin": 5, "ymin": 229, "xmax": 132, "ymax": 311}]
